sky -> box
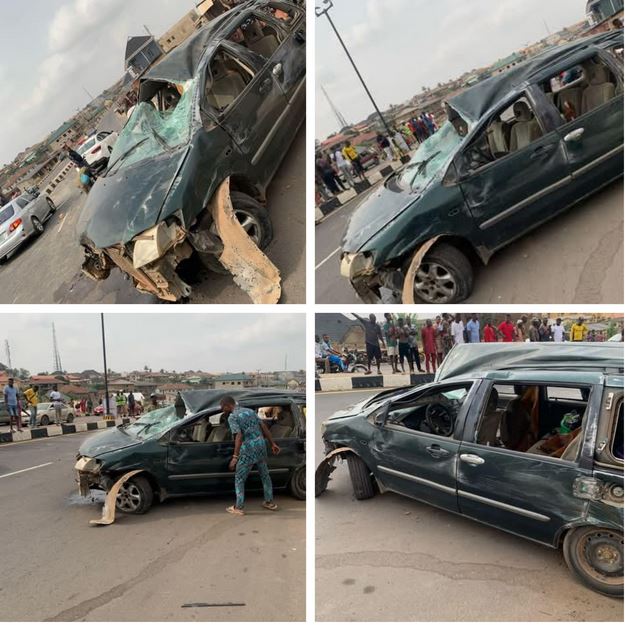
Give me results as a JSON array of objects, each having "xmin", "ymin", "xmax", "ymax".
[
  {"xmin": 316, "ymin": 0, "xmax": 588, "ymax": 139},
  {"xmin": 0, "ymin": 0, "xmax": 199, "ymax": 166},
  {"xmin": 0, "ymin": 313, "xmax": 306, "ymax": 374}
]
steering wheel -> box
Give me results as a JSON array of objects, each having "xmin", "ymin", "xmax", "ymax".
[{"xmin": 425, "ymin": 402, "xmax": 455, "ymax": 437}]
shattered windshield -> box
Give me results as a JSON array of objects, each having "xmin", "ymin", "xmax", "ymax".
[
  {"xmin": 121, "ymin": 405, "xmax": 183, "ymax": 440},
  {"xmin": 106, "ymin": 78, "xmax": 197, "ymax": 174},
  {"xmin": 398, "ymin": 122, "xmax": 463, "ymax": 192}
]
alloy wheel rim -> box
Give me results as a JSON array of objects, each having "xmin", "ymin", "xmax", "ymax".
[
  {"xmin": 234, "ymin": 210, "xmax": 261, "ymax": 245},
  {"xmin": 33, "ymin": 218, "xmax": 43, "ymax": 232},
  {"xmin": 413, "ymin": 262, "xmax": 457, "ymax": 303},
  {"xmin": 116, "ymin": 483, "xmax": 142, "ymax": 512}
]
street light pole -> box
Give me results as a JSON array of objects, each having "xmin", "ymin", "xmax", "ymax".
[
  {"xmin": 315, "ymin": 0, "xmax": 392, "ymax": 137},
  {"xmin": 100, "ymin": 313, "xmax": 110, "ymax": 417}
]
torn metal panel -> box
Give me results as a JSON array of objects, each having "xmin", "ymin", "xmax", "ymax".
[
  {"xmin": 210, "ymin": 178, "xmax": 281, "ymax": 304},
  {"xmin": 401, "ymin": 235, "xmax": 440, "ymax": 304},
  {"xmin": 89, "ymin": 469, "xmax": 144, "ymax": 526},
  {"xmin": 315, "ymin": 447, "xmax": 355, "ymax": 497}
]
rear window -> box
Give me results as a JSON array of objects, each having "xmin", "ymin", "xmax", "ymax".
[
  {"xmin": 0, "ymin": 204, "xmax": 15, "ymax": 224},
  {"xmin": 547, "ymin": 386, "xmax": 585, "ymax": 401},
  {"xmin": 78, "ymin": 138, "xmax": 97, "ymax": 155}
]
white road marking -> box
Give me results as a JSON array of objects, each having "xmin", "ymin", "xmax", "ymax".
[
  {"xmin": 315, "ymin": 247, "xmax": 341, "ymax": 271},
  {"xmin": 57, "ymin": 214, "xmax": 67, "ymax": 233},
  {"xmin": 0, "ymin": 462, "xmax": 53, "ymax": 479}
]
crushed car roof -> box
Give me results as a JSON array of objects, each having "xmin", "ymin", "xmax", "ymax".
[
  {"xmin": 180, "ymin": 388, "xmax": 305, "ymax": 414},
  {"xmin": 448, "ymin": 31, "xmax": 622, "ymax": 123},
  {"xmin": 435, "ymin": 342, "xmax": 624, "ymax": 382},
  {"xmin": 143, "ymin": 0, "xmax": 263, "ymax": 83}
]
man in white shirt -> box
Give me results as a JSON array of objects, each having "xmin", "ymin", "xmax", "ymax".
[
  {"xmin": 451, "ymin": 313, "xmax": 465, "ymax": 345},
  {"xmin": 334, "ymin": 148, "xmax": 355, "ymax": 188},
  {"xmin": 48, "ymin": 385, "xmax": 64, "ymax": 425},
  {"xmin": 552, "ymin": 318, "xmax": 566, "ymax": 342}
]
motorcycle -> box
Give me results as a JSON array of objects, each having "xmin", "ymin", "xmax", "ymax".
[{"xmin": 316, "ymin": 350, "xmax": 369, "ymax": 375}]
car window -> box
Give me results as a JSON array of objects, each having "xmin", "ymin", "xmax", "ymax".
[
  {"xmin": 473, "ymin": 382, "xmax": 590, "ymax": 461},
  {"xmin": 386, "ymin": 383, "xmax": 472, "ymax": 438},
  {"xmin": 107, "ymin": 78, "xmax": 196, "ymax": 174},
  {"xmin": 609, "ymin": 44, "xmax": 623, "ymax": 63},
  {"xmin": 96, "ymin": 132, "xmax": 110, "ymax": 141},
  {"xmin": 204, "ymin": 47, "xmax": 255, "ymax": 114},
  {"xmin": 226, "ymin": 13, "xmax": 284, "ymax": 61},
  {"xmin": 539, "ymin": 55, "xmax": 621, "ymax": 123},
  {"xmin": 0, "ymin": 204, "xmax": 15, "ymax": 224},
  {"xmin": 122, "ymin": 405, "xmax": 180, "ymax": 440},
  {"xmin": 258, "ymin": 3, "xmax": 298, "ymax": 26},
  {"xmin": 15, "ymin": 197, "xmax": 29, "ymax": 209},
  {"xmin": 462, "ymin": 95, "xmax": 544, "ymax": 172},
  {"xmin": 78, "ymin": 138, "xmax": 96, "ymax": 155}
]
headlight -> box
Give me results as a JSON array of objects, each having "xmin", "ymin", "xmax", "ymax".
[
  {"xmin": 340, "ymin": 252, "xmax": 375, "ymax": 279},
  {"xmin": 74, "ymin": 456, "xmax": 100, "ymax": 473}
]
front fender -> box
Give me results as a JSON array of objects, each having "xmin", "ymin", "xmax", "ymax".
[{"xmin": 315, "ymin": 446, "xmax": 361, "ymax": 497}]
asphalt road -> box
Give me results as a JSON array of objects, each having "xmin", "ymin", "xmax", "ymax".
[
  {"xmin": 0, "ymin": 125, "xmax": 305, "ymax": 304},
  {"xmin": 0, "ymin": 432, "xmax": 305, "ymax": 621},
  {"xmin": 315, "ymin": 179, "xmax": 624, "ymax": 304},
  {"xmin": 315, "ymin": 390, "xmax": 622, "ymax": 622}
]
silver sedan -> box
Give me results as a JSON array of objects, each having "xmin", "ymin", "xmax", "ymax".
[{"xmin": 0, "ymin": 192, "xmax": 57, "ymax": 262}]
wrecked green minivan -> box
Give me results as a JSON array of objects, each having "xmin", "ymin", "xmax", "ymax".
[
  {"xmin": 340, "ymin": 31, "xmax": 623, "ymax": 303},
  {"xmin": 79, "ymin": 0, "xmax": 305, "ymax": 303},
  {"xmin": 317, "ymin": 343, "xmax": 624, "ymax": 596}
]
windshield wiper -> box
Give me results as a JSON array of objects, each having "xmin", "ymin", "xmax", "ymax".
[
  {"xmin": 105, "ymin": 137, "xmax": 150, "ymax": 175},
  {"xmin": 408, "ymin": 151, "xmax": 441, "ymax": 189}
]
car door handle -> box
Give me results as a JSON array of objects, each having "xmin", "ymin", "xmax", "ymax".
[
  {"xmin": 426, "ymin": 444, "xmax": 450, "ymax": 458},
  {"xmin": 564, "ymin": 128, "xmax": 584, "ymax": 143},
  {"xmin": 529, "ymin": 144, "xmax": 555, "ymax": 159},
  {"xmin": 460, "ymin": 453, "xmax": 484, "ymax": 465},
  {"xmin": 259, "ymin": 78, "xmax": 273, "ymax": 95},
  {"xmin": 272, "ymin": 63, "xmax": 283, "ymax": 79}
]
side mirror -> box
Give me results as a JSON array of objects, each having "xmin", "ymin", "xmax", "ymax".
[{"xmin": 374, "ymin": 401, "xmax": 391, "ymax": 427}]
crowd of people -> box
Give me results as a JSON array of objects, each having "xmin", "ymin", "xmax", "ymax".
[
  {"xmin": 315, "ymin": 111, "xmax": 439, "ymax": 202},
  {"xmin": 315, "ymin": 314, "xmax": 622, "ymax": 378}
]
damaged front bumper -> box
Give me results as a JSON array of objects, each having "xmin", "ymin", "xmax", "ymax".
[
  {"xmin": 81, "ymin": 178, "xmax": 281, "ymax": 304},
  {"xmin": 315, "ymin": 445, "xmax": 354, "ymax": 497},
  {"xmin": 74, "ymin": 456, "xmax": 103, "ymax": 497}
]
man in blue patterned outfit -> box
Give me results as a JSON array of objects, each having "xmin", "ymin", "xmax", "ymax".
[{"xmin": 221, "ymin": 396, "xmax": 281, "ymax": 515}]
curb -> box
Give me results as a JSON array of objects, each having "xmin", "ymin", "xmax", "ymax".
[
  {"xmin": 0, "ymin": 418, "xmax": 131, "ymax": 444},
  {"xmin": 315, "ymin": 372, "xmax": 434, "ymax": 392}
]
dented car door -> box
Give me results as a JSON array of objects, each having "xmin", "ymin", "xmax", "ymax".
[{"xmin": 455, "ymin": 379, "xmax": 604, "ymax": 545}]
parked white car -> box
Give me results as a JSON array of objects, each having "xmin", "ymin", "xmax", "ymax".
[
  {"xmin": 35, "ymin": 402, "xmax": 74, "ymax": 426},
  {"xmin": 77, "ymin": 131, "xmax": 118, "ymax": 167}
]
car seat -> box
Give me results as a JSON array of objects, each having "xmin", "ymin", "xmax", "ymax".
[
  {"xmin": 486, "ymin": 121, "xmax": 508, "ymax": 156},
  {"xmin": 192, "ymin": 420, "xmax": 209, "ymax": 442},
  {"xmin": 509, "ymin": 101, "xmax": 542, "ymax": 151},
  {"xmin": 270, "ymin": 408, "xmax": 294, "ymax": 438},
  {"xmin": 476, "ymin": 388, "xmax": 501, "ymax": 445},
  {"xmin": 581, "ymin": 62, "xmax": 616, "ymax": 114},
  {"xmin": 207, "ymin": 414, "xmax": 230, "ymax": 442},
  {"xmin": 500, "ymin": 395, "xmax": 533, "ymax": 451},
  {"xmin": 244, "ymin": 19, "xmax": 280, "ymax": 58},
  {"xmin": 205, "ymin": 56, "xmax": 247, "ymax": 111},
  {"xmin": 556, "ymin": 87, "xmax": 583, "ymax": 120}
]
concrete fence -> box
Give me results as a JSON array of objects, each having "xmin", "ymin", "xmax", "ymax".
[
  {"xmin": 0, "ymin": 417, "xmax": 131, "ymax": 444},
  {"xmin": 315, "ymin": 372, "xmax": 434, "ymax": 392},
  {"xmin": 42, "ymin": 160, "xmax": 75, "ymax": 196}
]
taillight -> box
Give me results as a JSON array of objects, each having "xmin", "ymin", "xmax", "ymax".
[
  {"xmin": 8, "ymin": 218, "xmax": 22, "ymax": 232},
  {"xmin": 91, "ymin": 146, "xmax": 101, "ymax": 154}
]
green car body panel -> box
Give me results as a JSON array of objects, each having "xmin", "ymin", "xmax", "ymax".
[
  {"xmin": 321, "ymin": 356, "xmax": 623, "ymax": 549},
  {"xmin": 342, "ymin": 31, "xmax": 624, "ymax": 302}
]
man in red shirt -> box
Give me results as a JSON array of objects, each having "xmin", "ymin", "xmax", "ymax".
[
  {"xmin": 421, "ymin": 319, "xmax": 438, "ymax": 373},
  {"xmin": 497, "ymin": 314, "xmax": 516, "ymax": 342},
  {"xmin": 483, "ymin": 321, "xmax": 497, "ymax": 342}
]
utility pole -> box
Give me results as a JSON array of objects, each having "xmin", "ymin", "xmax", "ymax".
[
  {"xmin": 320, "ymin": 83, "xmax": 348, "ymax": 130},
  {"xmin": 52, "ymin": 323, "xmax": 63, "ymax": 373},
  {"xmin": 143, "ymin": 24, "xmax": 153, "ymax": 37},
  {"xmin": 315, "ymin": 0, "xmax": 392, "ymax": 137},
  {"xmin": 101, "ymin": 314, "xmax": 110, "ymax": 417},
  {"xmin": 4, "ymin": 339, "xmax": 11, "ymax": 370}
]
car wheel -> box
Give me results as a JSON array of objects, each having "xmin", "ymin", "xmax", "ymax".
[
  {"xmin": 31, "ymin": 216, "xmax": 44, "ymax": 236},
  {"xmin": 203, "ymin": 191, "xmax": 273, "ymax": 274},
  {"xmin": 115, "ymin": 475, "xmax": 154, "ymax": 514},
  {"xmin": 66, "ymin": 413, "xmax": 74, "ymax": 423},
  {"xmin": 563, "ymin": 526, "xmax": 623, "ymax": 596},
  {"xmin": 46, "ymin": 197, "xmax": 56, "ymax": 213},
  {"xmin": 289, "ymin": 465, "xmax": 305, "ymax": 500},
  {"xmin": 351, "ymin": 364, "xmax": 369, "ymax": 374},
  {"xmin": 409, "ymin": 242, "xmax": 473, "ymax": 304},
  {"xmin": 346, "ymin": 454, "xmax": 375, "ymax": 500},
  {"xmin": 40, "ymin": 415, "xmax": 49, "ymax": 426}
]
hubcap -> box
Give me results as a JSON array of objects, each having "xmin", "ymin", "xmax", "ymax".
[
  {"xmin": 116, "ymin": 482, "xmax": 142, "ymax": 512},
  {"xmin": 33, "ymin": 219, "xmax": 43, "ymax": 232},
  {"xmin": 413, "ymin": 262, "xmax": 456, "ymax": 303},
  {"xmin": 582, "ymin": 530, "xmax": 623, "ymax": 578}
]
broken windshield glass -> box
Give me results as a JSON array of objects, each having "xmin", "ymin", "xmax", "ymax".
[
  {"xmin": 398, "ymin": 122, "xmax": 463, "ymax": 192},
  {"xmin": 106, "ymin": 78, "xmax": 197, "ymax": 174},
  {"xmin": 122, "ymin": 405, "xmax": 182, "ymax": 440}
]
